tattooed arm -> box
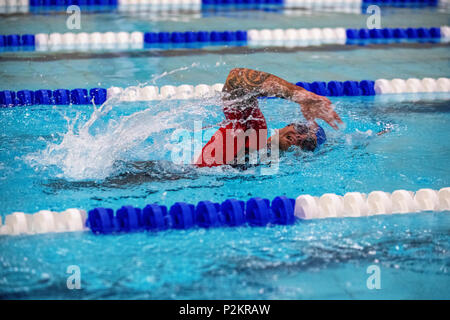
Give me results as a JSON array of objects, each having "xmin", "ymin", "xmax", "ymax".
[{"xmin": 223, "ymin": 68, "xmax": 343, "ymax": 129}]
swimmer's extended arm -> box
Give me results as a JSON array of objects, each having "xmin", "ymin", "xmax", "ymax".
[{"xmin": 223, "ymin": 68, "xmax": 343, "ymax": 130}]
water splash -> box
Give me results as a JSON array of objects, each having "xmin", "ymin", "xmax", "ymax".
[
  {"xmin": 149, "ymin": 63, "xmax": 200, "ymax": 85},
  {"xmin": 25, "ymin": 85, "xmax": 221, "ymax": 181}
]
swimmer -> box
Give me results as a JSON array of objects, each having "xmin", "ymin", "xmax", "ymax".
[{"xmin": 196, "ymin": 68, "xmax": 343, "ymax": 167}]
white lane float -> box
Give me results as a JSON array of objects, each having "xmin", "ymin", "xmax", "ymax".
[
  {"xmin": 1, "ymin": 209, "xmax": 87, "ymax": 236},
  {"xmin": 294, "ymin": 187, "xmax": 449, "ymax": 220}
]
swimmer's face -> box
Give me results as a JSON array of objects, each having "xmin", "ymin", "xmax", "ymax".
[{"xmin": 277, "ymin": 124, "xmax": 317, "ymax": 151}]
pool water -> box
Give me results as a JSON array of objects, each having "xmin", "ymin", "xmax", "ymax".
[
  {"xmin": 1, "ymin": 211, "xmax": 449, "ymax": 299},
  {"xmin": 0, "ymin": 6, "xmax": 449, "ymax": 299}
]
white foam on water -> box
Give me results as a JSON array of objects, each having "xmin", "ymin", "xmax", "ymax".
[{"xmin": 25, "ymin": 83, "xmax": 221, "ymax": 181}]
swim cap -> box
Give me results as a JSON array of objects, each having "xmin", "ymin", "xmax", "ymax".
[
  {"xmin": 316, "ymin": 125, "xmax": 327, "ymax": 146},
  {"xmin": 291, "ymin": 122, "xmax": 326, "ymax": 150}
]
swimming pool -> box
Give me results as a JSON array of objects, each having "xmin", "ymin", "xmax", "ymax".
[{"xmin": 0, "ymin": 4, "xmax": 449, "ymax": 299}]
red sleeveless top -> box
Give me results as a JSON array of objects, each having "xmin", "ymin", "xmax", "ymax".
[{"xmin": 196, "ymin": 101, "xmax": 268, "ymax": 167}]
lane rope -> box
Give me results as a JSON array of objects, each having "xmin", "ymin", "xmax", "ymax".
[
  {"xmin": 0, "ymin": 0, "xmax": 445, "ymax": 14},
  {"xmin": 1, "ymin": 187, "xmax": 448, "ymax": 236},
  {"xmin": 1, "ymin": 77, "xmax": 449, "ymax": 107},
  {"xmin": 0, "ymin": 26, "xmax": 448, "ymax": 52}
]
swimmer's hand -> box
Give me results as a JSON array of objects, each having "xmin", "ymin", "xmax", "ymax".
[
  {"xmin": 298, "ymin": 95, "xmax": 343, "ymax": 130},
  {"xmin": 222, "ymin": 68, "xmax": 343, "ymax": 130}
]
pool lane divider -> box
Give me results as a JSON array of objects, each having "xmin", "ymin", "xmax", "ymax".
[
  {"xmin": 0, "ymin": 0, "xmax": 443, "ymax": 15},
  {"xmin": 0, "ymin": 26, "xmax": 448, "ymax": 53},
  {"xmin": 1, "ymin": 77, "xmax": 449, "ymax": 107},
  {"xmin": 1, "ymin": 187, "xmax": 449, "ymax": 236}
]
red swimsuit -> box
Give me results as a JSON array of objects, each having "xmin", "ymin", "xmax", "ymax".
[{"xmin": 196, "ymin": 101, "xmax": 268, "ymax": 167}]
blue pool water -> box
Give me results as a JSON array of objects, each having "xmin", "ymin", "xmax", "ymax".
[{"xmin": 0, "ymin": 6, "xmax": 449, "ymax": 299}]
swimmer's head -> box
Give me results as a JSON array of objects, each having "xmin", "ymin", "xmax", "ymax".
[{"xmin": 275, "ymin": 122, "xmax": 326, "ymax": 151}]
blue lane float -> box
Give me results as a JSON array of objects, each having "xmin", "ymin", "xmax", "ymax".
[
  {"xmin": 87, "ymin": 196, "xmax": 296, "ymax": 235},
  {"xmin": 29, "ymin": 0, "xmax": 118, "ymax": 7},
  {"xmin": 142, "ymin": 204, "xmax": 171, "ymax": 231},
  {"xmin": 295, "ymin": 80, "xmax": 375, "ymax": 97},
  {"xmin": 0, "ymin": 34, "xmax": 35, "ymax": 48},
  {"xmin": 143, "ymin": 30, "xmax": 247, "ymax": 44},
  {"xmin": 88, "ymin": 207, "xmax": 116, "ymax": 234},
  {"xmin": 345, "ymin": 27, "xmax": 441, "ymax": 44},
  {"xmin": 0, "ymin": 88, "xmax": 107, "ymax": 107}
]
